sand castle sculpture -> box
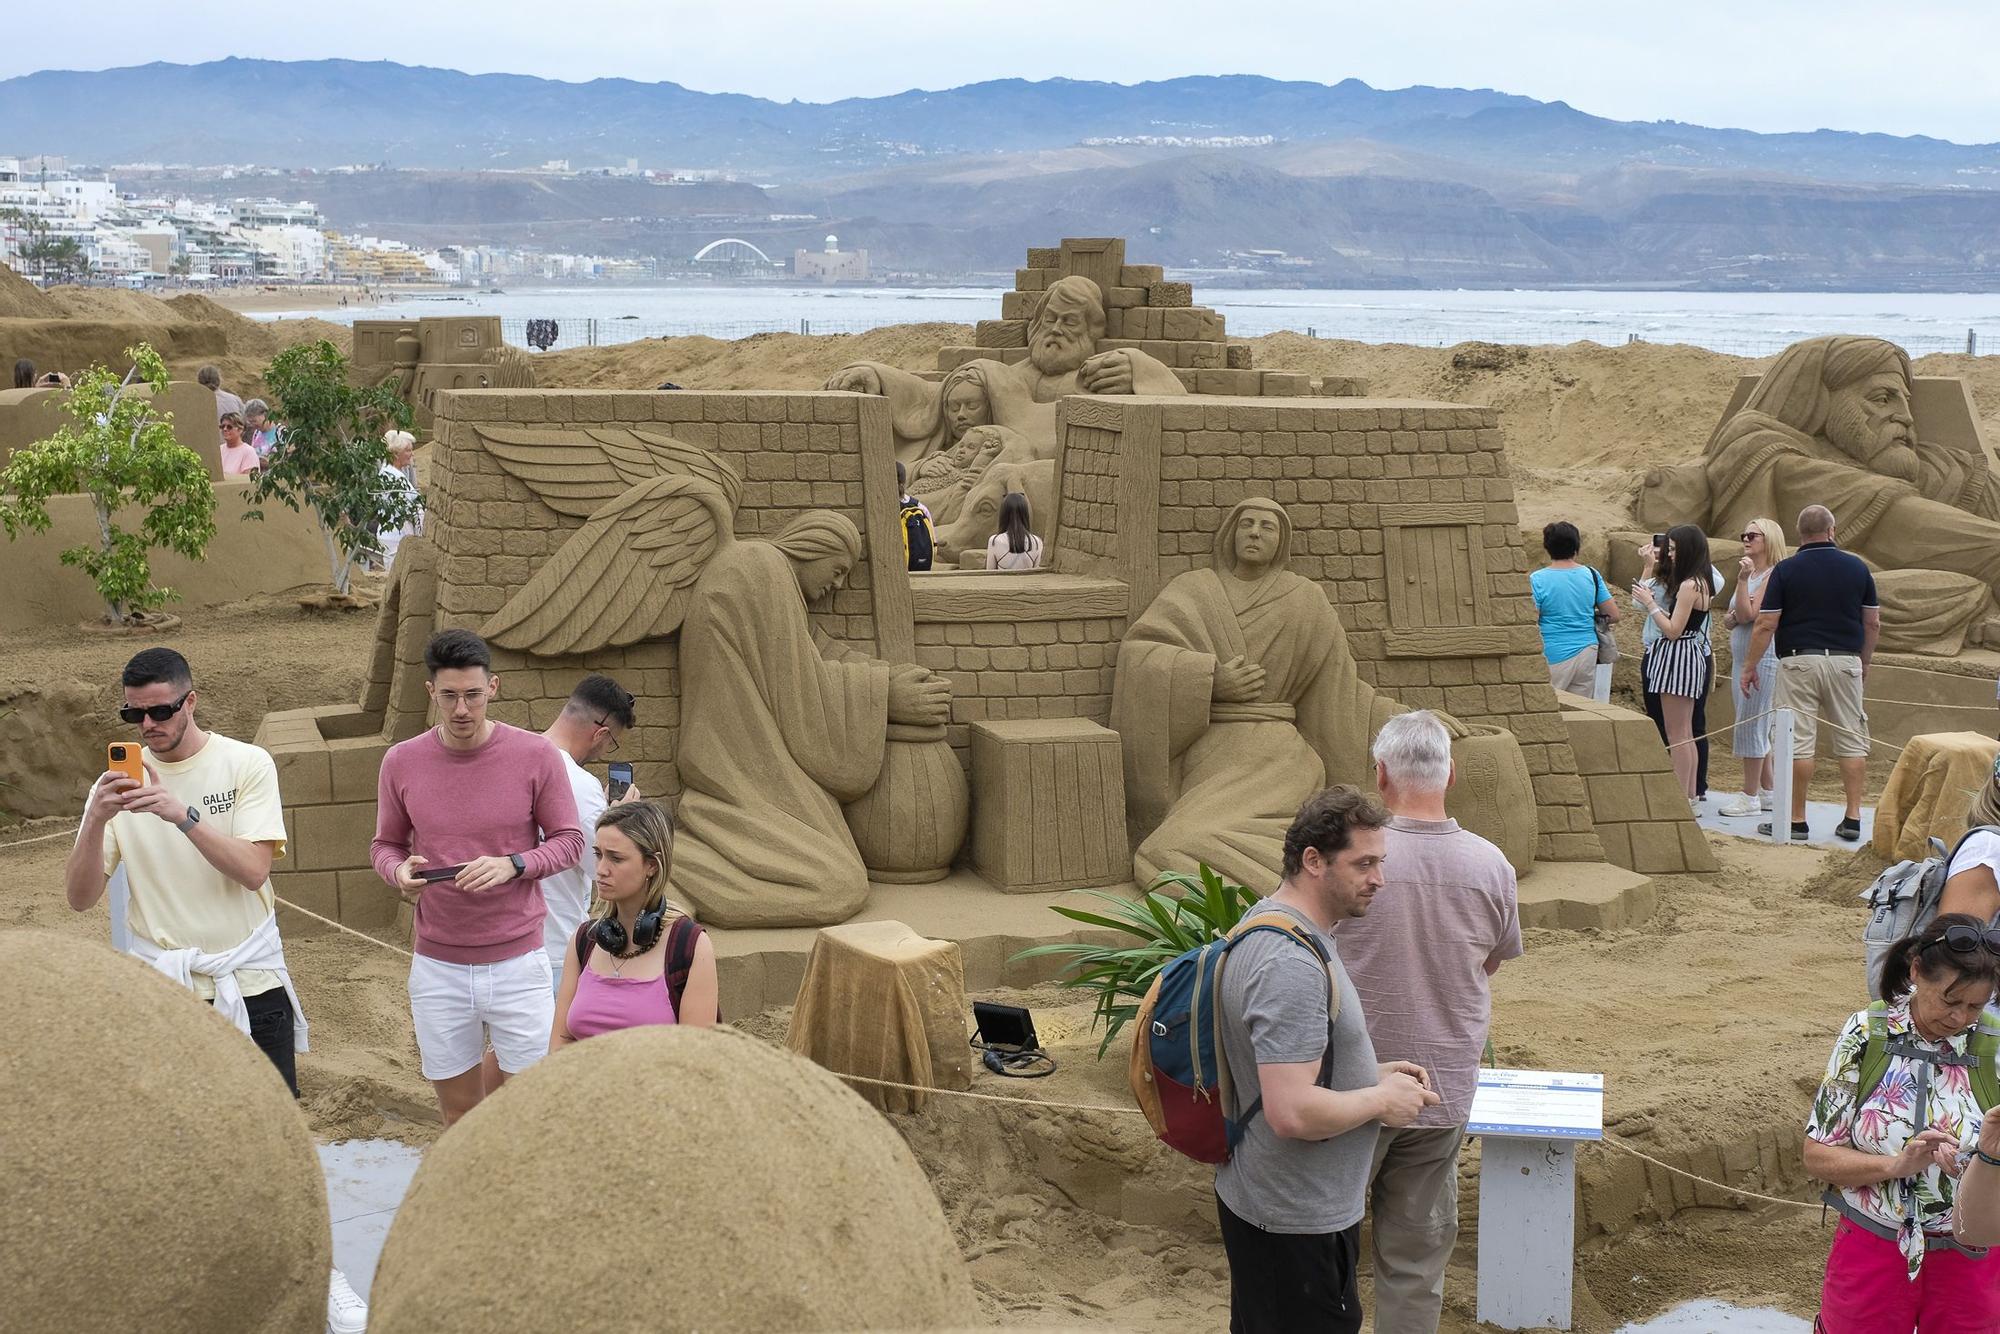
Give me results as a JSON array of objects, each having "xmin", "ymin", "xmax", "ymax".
[
  {"xmin": 351, "ymin": 315, "xmax": 537, "ymax": 436},
  {"xmin": 1638, "ymin": 334, "xmax": 2000, "ymax": 655},
  {"xmin": 260, "ymin": 238, "xmax": 1713, "ymax": 1006}
]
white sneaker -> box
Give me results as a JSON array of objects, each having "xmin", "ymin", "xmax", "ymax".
[
  {"xmin": 1760, "ymin": 790, "xmax": 1776, "ymax": 812},
  {"xmin": 328, "ymin": 1267, "xmax": 368, "ymax": 1334},
  {"xmin": 1717, "ymin": 794, "xmax": 1760, "ymax": 817}
]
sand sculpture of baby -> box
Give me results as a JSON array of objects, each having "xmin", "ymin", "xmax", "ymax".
[{"xmin": 908, "ymin": 423, "xmax": 1015, "ymax": 523}]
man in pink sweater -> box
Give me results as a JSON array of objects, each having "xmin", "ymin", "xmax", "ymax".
[{"xmin": 371, "ymin": 629, "xmax": 584, "ymax": 1126}]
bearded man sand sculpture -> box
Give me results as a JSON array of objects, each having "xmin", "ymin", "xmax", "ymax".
[
  {"xmin": 1640, "ymin": 335, "xmax": 2000, "ymax": 651},
  {"xmin": 1112, "ymin": 498, "xmax": 1416, "ymax": 890},
  {"xmin": 476, "ymin": 432, "xmax": 951, "ymax": 929}
]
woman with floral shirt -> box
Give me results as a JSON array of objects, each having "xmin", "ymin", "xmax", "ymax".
[{"xmin": 1805, "ymin": 913, "xmax": 2000, "ymax": 1330}]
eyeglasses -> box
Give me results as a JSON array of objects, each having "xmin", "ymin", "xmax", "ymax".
[
  {"xmin": 433, "ymin": 689, "xmax": 489, "ymax": 708},
  {"xmin": 119, "ymin": 692, "xmax": 192, "ymax": 725},
  {"xmin": 1934, "ymin": 924, "xmax": 2000, "ymax": 957},
  {"xmin": 592, "ymin": 714, "xmax": 621, "ymax": 753}
]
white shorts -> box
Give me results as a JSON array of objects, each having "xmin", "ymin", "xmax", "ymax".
[{"xmin": 408, "ymin": 950, "xmax": 554, "ymax": 1080}]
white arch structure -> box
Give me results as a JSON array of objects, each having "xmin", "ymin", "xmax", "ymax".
[{"xmin": 692, "ymin": 237, "xmax": 779, "ymax": 265}]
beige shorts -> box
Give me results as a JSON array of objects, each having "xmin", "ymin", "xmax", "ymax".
[
  {"xmin": 1547, "ymin": 645, "xmax": 1599, "ymax": 697},
  {"xmin": 1775, "ymin": 653, "xmax": 1869, "ymax": 759}
]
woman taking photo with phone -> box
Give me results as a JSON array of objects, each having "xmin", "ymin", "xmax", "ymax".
[
  {"xmin": 551, "ymin": 800, "xmax": 717, "ymax": 1048},
  {"xmin": 1807, "ymin": 914, "xmax": 2000, "ymax": 1331},
  {"xmin": 1632, "ymin": 524, "xmax": 1714, "ymax": 804},
  {"xmin": 1718, "ymin": 517, "xmax": 1786, "ymax": 818}
]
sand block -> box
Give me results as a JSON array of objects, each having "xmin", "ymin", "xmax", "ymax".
[
  {"xmin": 970, "ymin": 718, "xmax": 1128, "ymax": 894},
  {"xmin": 1873, "ymin": 731, "xmax": 2000, "ymax": 861},
  {"xmin": 1516, "ymin": 861, "xmax": 1657, "ymax": 931},
  {"xmin": 976, "ymin": 319, "xmax": 1030, "ymax": 348},
  {"xmin": 1147, "ymin": 281, "xmax": 1194, "ymax": 308},
  {"xmin": 1001, "ymin": 290, "xmax": 1039, "ymax": 321},
  {"xmin": 787, "ymin": 919, "xmax": 973, "ymax": 1112},
  {"xmin": 1225, "ymin": 342, "xmax": 1254, "ymax": 368}
]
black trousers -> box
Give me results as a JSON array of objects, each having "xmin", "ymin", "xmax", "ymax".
[
  {"xmin": 1641, "ymin": 643, "xmax": 1710, "ymax": 794},
  {"xmin": 234, "ymin": 987, "xmax": 300, "ymax": 1098},
  {"xmin": 1216, "ymin": 1193, "xmax": 1362, "ymax": 1334}
]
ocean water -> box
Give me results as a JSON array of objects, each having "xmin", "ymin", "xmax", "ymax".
[{"xmin": 254, "ymin": 284, "xmax": 2000, "ymax": 358}]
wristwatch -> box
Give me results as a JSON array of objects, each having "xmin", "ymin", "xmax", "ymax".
[
  {"xmin": 175, "ymin": 806, "xmax": 201, "ymax": 833},
  {"xmin": 509, "ymin": 853, "xmax": 526, "ymax": 878}
]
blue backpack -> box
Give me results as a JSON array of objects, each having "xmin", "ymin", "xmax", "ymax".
[{"xmin": 1128, "ymin": 912, "xmax": 1337, "ymax": 1164}]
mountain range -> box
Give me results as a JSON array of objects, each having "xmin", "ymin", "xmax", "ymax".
[{"xmin": 10, "ymin": 60, "xmax": 2000, "ymax": 287}]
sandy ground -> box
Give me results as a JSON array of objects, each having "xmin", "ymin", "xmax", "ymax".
[{"xmin": 5, "ymin": 308, "xmax": 1993, "ymax": 1328}]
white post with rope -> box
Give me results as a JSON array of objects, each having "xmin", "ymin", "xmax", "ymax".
[{"xmin": 1769, "ymin": 706, "xmax": 1796, "ymax": 841}]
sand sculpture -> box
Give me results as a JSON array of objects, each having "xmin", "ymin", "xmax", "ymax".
[
  {"xmin": 262, "ymin": 239, "xmax": 1710, "ymax": 999},
  {"xmin": 367, "ymin": 1025, "xmax": 976, "ymax": 1332},
  {"xmin": 1638, "ymin": 334, "xmax": 2000, "ymax": 654},
  {"xmin": 1113, "ymin": 497, "xmax": 1415, "ymax": 888},
  {"xmin": 470, "ymin": 428, "xmax": 955, "ymax": 927},
  {"xmin": 786, "ymin": 919, "xmax": 974, "ymax": 1112},
  {"xmin": 351, "ymin": 315, "xmax": 538, "ymax": 436},
  {"xmin": 1, "ymin": 930, "xmax": 330, "ymax": 1334}
]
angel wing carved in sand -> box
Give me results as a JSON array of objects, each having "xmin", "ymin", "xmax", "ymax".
[{"xmin": 474, "ymin": 426, "xmax": 741, "ymax": 656}]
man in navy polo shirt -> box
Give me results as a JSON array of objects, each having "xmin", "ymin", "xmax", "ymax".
[{"xmin": 1738, "ymin": 504, "xmax": 1879, "ymax": 841}]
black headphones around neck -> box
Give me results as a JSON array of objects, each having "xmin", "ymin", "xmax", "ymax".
[{"xmin": 593, "ymin": 901, "xmax": 665, "ymax": 956}]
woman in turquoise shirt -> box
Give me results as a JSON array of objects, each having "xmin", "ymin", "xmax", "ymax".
[{"xmin": 1530, "ymin": 521, "xmax": 1618, "ymax": 696}]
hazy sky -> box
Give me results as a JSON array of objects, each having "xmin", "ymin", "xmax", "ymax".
[{"xmin": 11, "ymin": 0, "xmax": 2000, "ymax": 143}]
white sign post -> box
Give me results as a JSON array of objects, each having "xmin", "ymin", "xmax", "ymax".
[
  {"xmin": 1468, "ymin": 1069, "xmax": 1604, "ymax": 1331},
  {"xmin": 1769, "ymin": 706, "xmax": 1796, "ymax": 842}
]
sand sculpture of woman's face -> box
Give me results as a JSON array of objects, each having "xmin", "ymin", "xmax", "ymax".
[
  {"xmin": 1232, "ymin": 509, "xmax": 1284, "ymax": 576},
  {"xmin": 944, "ymin": 380, "xmax": 990, "ymax": 442},
  {"xmin": 792, "ymin": 552, "xmax": 853, "ymax": 604}
]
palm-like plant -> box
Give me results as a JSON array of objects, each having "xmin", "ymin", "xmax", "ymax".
[{"xmin": 1013, "ymin": 863, "xmax": 1259, "ymax": 1057}]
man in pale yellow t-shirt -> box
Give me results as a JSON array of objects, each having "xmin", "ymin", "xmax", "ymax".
[{"xmin": 62, "ymin": 649, "xmax": 372, "ymax": 1333}]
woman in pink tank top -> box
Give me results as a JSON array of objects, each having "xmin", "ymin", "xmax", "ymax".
[{"xmin": 551, "ymin": 801, "xmax": 718, "ymax": 1049}]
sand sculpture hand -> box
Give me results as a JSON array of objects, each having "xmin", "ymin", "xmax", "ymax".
[
  {"xmin": 887, "ymin": 662, "xmax": 952, "ymax": 726},
  {"xmin": 1077, "ymin": 349, "xmax": 1137, "ymax": 395},
  {"xmin": 825, "ymin": 365, "xmax": 886, "ymax": 396},
  {"xmin": 1212, "ymin": 655, "xmax": 1266, "ymax": 703}
]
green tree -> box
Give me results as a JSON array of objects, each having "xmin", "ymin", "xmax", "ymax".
[
  {"xmin": 248, "ymin": 339, "xmax": 417, "ymax": 596},
  {"xmin": 0, "ymin": 343, "xmax": 217, "ymax": 623}
]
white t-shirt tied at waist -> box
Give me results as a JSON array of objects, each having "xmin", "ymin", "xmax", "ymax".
[{"xmin": 127, "ymin": 911, "xmax": 310, "ymax": 1053}]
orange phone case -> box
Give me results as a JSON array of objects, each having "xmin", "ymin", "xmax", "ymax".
[{"xmin": 106, "ymin": 743, "xmax": 145, "ymax": 785}]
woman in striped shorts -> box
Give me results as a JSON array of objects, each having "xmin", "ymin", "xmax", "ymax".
[{"xmin": 1633, "ymin": 524, "xmax": 1714, "ymax": 803}]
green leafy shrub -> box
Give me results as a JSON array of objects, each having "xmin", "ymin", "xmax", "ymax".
[{"xmin": 1013, "ymin": 863, "xmax": 1259, "ymax": 1056}]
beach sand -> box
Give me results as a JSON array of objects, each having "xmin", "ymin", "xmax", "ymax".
[{"xmin": 2, "ymin": 308, "xmax": 1979, "ymax": 1328}]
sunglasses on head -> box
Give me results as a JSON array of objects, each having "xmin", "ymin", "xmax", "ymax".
[
  {"xmin": 1934, "ymin": 924, "xmax": 2000, "ymax": 957},
  {"xmin": 118, "ymin": 692, "xmax": 192, "ymax": 725}
]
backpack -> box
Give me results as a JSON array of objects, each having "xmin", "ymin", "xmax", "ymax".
[
  {"xmin": 1128, "ymin": 911, "xmax": 1337, "ymax": 1165},
  {"xmin": 899, "ymin": 497, "xmax": 934, "ymax": 572},
  {"xmin": 573, "ymin": 914, "xmax": 717, "ymax": 1022},
  {"xmin": 1861, "ymin": 825, "xmax": 2000, "ymax": 999},
  {"xmin": 1851, "ymin": 999, "xmax": 2000, "ymax": 1113}
]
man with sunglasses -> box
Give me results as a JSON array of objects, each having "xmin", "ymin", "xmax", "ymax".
[
  {"xmin": 62, "ymin": 649, "xmax": 371, "ymax": 1333},
  {"xmin": 537, "ymin": 674, "xmax": 639, "ymax": 997}
]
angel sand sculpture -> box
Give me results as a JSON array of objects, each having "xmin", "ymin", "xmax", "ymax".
[
  {"xmin": 1112, "ymin": 497, "xmax": 1457, "ymax": 891},
  {"xmin": 1639, "ymin": 334, "xmax": 2000, "ymax": 653},
  {"xmin": 826, "ymin": 274, "xmax": 1185, "ymax": 555},
  {"xmin": 471, "ymin": 430, "xmax": 953, "ymax": 929}
]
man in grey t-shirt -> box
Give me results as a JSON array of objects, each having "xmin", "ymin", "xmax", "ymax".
[{"xmin": 1215, "ymin": 785, "xmax": 1440, "ymax": 1334}]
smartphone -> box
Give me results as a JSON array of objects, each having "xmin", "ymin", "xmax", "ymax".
[
  {"xmin": 106, "ymin": 742, "xmax": 145, "ymax": 785},
  {"xmin": 1651, "ymin": 533, "xmax": 1666, "ymax": 552},
  {"xmin": 415, "ymin": 863, "xmax": 467, "ymax": 883},
  {"xmin": 607, "ymin": 761, "xmax": 634, "ymax": 803}
]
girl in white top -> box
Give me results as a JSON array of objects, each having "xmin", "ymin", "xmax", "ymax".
[
  {"xmin": 1938, "ymin": 757, "xmax": 2000, "ymax": 924},
  {"xmin": 985, "ymin": 491, "xmax": 1043, "ymax": 571}
]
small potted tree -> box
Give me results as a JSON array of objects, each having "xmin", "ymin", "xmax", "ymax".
[
  {"xmin": 0, "ymin": 342, "xmax": 216, "ymax": 629},
  {"xmin": 247, "ymin": 339, "xmax": 419, "ymax": 608}
]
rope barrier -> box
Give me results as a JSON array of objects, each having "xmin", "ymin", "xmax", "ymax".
[
  {"xmin": 831, "ymin": 1073, "xmax": 1825, "ymax": 1212},
  {"xmin": 0, "ymin": 827, "xmax": 72, "ymax": 850},
  {"xmin": 273, "ymin": 895, "xmax": 416, "ymax": 960}
]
